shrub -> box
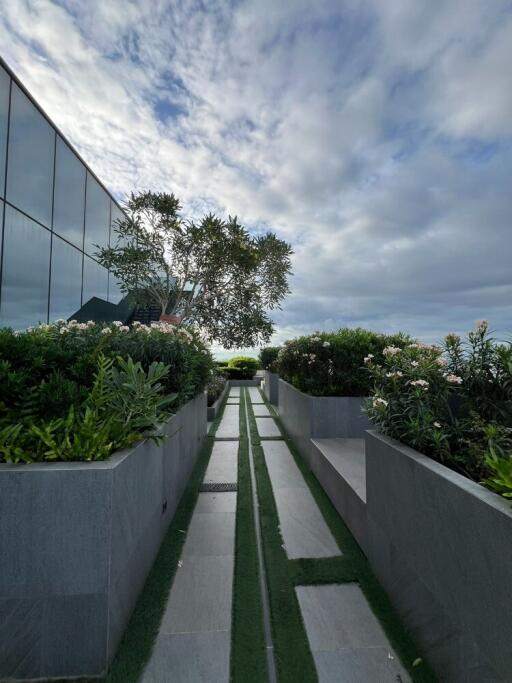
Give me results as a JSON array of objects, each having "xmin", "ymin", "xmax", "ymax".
[
  {"xmin": 0, "ymin": 320, "xmax": 213, "ymax": 463},
  {"xmin": 259, "ymin": 346, "xmax": 281, "ymax": 372},
  {"xmin": 223, "ymin": 366, "xmax": 252, "ymax": 380},
  {"xmin": 365, "ymin": 321, "xmax": 512, "ymax": 495},
  {"xmin": 227, "ymin": 356, "xmax": 258, "ymax": 378},
  {"xmin": 276, "ymin": 328, "xmax": 411, "ymax": 396},
  {"xmin": 207, "ymin": 368, "xmax": 227, "ymax": 406}
]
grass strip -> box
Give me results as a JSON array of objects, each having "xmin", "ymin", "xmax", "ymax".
[
  {"xmin": 254, "ymin": 393, "xmax": 436, "ymax": 683},
  {"xmin": 247, "ymin": 395, "xmax": 318, "ymax": 683},
  {"xmin": 230, "ymin": 389, "xmax": 268, "ymax": 682},
  {"xmin": 103, "ymin": 392, "xmax": 229, "ymax": 683}
]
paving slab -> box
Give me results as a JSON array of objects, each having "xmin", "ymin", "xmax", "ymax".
[
  {"xmin": 194, "ymin": 492, "xmax": 237, "ymax": 513},
  {"xmin": 216, "ymin": 405, "xmax": 240, "ymax": 439},
  {"xmin": 140, "ymin": 630, "xmax": 231, "ymax": 683},
  {"xmin": 229, "ymin": 387, "xmax": 240, "ymax": 397},
  {"xmin": 226, "ymin": 399, "xmax": 240, "ymax": 405},
  {"xmin": 203, "ymin": 442, "xmax": 238, "ymax": 484},
  {"xmin": 296, "ymin": 583, "xmax": 411, "ymax": 682},
  {"xmin": 182, "ymin": 512, "xmax": 236, "ymax": 558},
  {"xmin": 248, "ymin": 387, "xmax": 264, "ymax": 403},
  {"xmin": 279, "ymin": 513, "xmax": 340, "ymax": 559},
  {"xmin": 256, "ymin": 417, "xmax": 281, "ymax": 438},
  {"xmin": 252, "ymin": 403, "xmax": 273, "ymax": 417},
  {"xmin": 263, "ymin": 441, "xmax": 306, "ymax": 489},
  {"xmin": 160, "ymin": 555, "xmax": 234, "ymax": 634}
]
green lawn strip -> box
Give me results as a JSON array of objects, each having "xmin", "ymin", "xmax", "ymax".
[
  {"xmin": 230, "ymin": 389, "xmax": 268, "ymax": 683},
  {"xmin": 247, "ymin": 396, "xmax": 318, "ymax": 683},
  {"xmin": 103, "ymin": 391, "xmax": 229, "ymax": 683},
  {"xmin": 258, "ymin": 395, "xmax": 436, "ymax": 683}
]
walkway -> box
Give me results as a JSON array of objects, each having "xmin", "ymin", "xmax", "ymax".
[{"xmin": 140, "ymin": 385, "xmax": 414, "ymax": 682}]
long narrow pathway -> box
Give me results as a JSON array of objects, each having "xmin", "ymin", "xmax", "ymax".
[
  {"xmin": 139, "ymin": 384, "xmax": 419, "ymax": 682},
  {"xmin": 140, "ymin": 388, "xmax": 240, "ymax": 682}
]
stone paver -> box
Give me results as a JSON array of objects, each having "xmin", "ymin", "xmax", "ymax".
[
  {"xmin": 296, "ymin": 584, "xmax": 411, "ymax": 682},
  {"xmin": 229, "ymin": 387, "xmax": 240, "ymax": 397},
  {"xmin": 216, "ymin": 405, "xmax": 239, "ymax": 439},
  {"xmin": 262, "ymin": 440, "xmax": 340, "ymax": 559},
  {"xmin": 255, "ymin": 417, "xmax": 281, "ymax": 438},
  {"xmin": 252, "ymin": 403, "xmax": 273, "ymax": 417},
  {"xmin": 203, "ymin": 441, "xmax": 238, "ymax": 484},
  {"xmin": 248, "ymin": 386, "xmax": 264, "ymax": 403}
]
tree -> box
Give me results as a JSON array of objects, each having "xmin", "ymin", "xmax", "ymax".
[{"xmin": 96, "ymin": 191, "xmax": 293, "ymax": 348}]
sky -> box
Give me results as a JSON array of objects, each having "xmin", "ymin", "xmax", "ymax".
[{"xmin": 1, "ymin": 0, "xmax": 512, "ymax": 357}]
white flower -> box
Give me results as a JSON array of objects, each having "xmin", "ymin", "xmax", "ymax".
[
  {"xmin": 364, "ymin": 354, "xmax": 374, "ymax": 363},
  {"xmin": 446, "ymin": 374, "xmax": 463, "ymax": 385},
  {"xmin": 323, "ymin": 341, "xmax": 330, "ymax": 348},
  {"xmin": 59, "ymin": 328, "xmax": 67, "ymax": 335},
  {"xmin": 386, "ymin": 371, "xmax": 403, "ymax": 379},
  {"xmin": 86, "ymin": 320, "xmax": 96, "ymax": 327},
  {"xmin": 132, "ymin": 321, "xmax": 142, "ymax": 327},
  {"xmin": 112, "ymin": 321, "xmax": 123, "ymax": 327},
  {"xmin": 408, "ymin": 343, "xmax": 420, "ymax": 349},
  {"xmin": 410, "ymin": 379, "xmax": 429, "ymax": 390},
  {"xmin": 383, "ymin": 346, "xmax": 401, "ymax": 356},
  {"xmin": 436, "ymin": 357, "xmax": 448, "ymax": 367},
  {"xmin": 311, "ymin": 336, "xmax": 321, "ymax": 342},
  {"xmin": 411, "ymin": 361, "xmax": 419, "ymax": 368},
  {"xmin": 309, "ymin": 354, "xmax": 316, "ymax": 360},
  {"xmin": 55, "ymin": 319, "xmax": 66, "ymax": 325},
  {"xmin": 474, "ymin": 320, "xmax": 488, "ymax": 333},
  {"xmin": 433, "ymin": 421, "xmax": 441, "ymax": 428},
  {"xmin": 101, "ymin": 328, "xmax": 112, "ymax": 335},
  {"xmin": 119, "ymin": 325, "xmax": 130, "ymax": 333},
  {"xmin": 372, "ymin": 397, "xmax": 388, "ymax": 408}
]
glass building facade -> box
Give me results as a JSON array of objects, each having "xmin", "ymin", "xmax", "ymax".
[{"xmin": 0, "ymin": 58, "xmax": 126, "ymax": 330}]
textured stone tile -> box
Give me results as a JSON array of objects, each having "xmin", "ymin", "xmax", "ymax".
[
  {"xmin": 248, "ymin": 387, "xmax": 264, "ymax": 403},
  {"xmin": 195, "ymin": 492, "xmax": 237, "ymax": 513},
  {"xmin": 216, "ymin": 405, "xmax": 240, "ymax": 439},
  {"xmin": 273, "ymin": 486, "xmax": 328, "ymax": 519},
  {"xmin": 182, "ymin": 513, "xmax": 236, "ymax": 558},
  {"xmin": 279, "ymin": 514, "xmax": 340, "ymax": 559},
  {"xmin": 256, "ymin": 417, "xmax": 281, "ymax": 438},
  {"xmin": 263, "ymin": 442, "xmax": 306, "ymax": 489},
  {"xmin": 0, "ymin": 598, "xmax": 43, "ymax": 680},
  {"xmin": 296, "ymin": 584, "xmax": 397, "ymax": 652},
  {"xmin": 229, "ymin": 387, "xmax": 240, "ymax": 397},
  {"xmin": 203, "ymin": 451, "xmax": 238, "ymax": 484},
  {"xmin": 140, "ymin": 630, "xmax": 231, "ymax": 683},
  {"xmin": 160, "ymin": 556, "xmax": 234, "ymax": 634},
  {"xmin": 253, "ymin": 403, "xmax": 273, "ymax": 417},
  {"xmin": 313, "ymin": 648, "xmax": 411, "ymax": 683}
]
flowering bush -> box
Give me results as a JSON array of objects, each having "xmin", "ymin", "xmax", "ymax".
[
  {"xmin": 276, "ymin": 328, "xmax": 411, "ymax": 396},
  {"xmin": 206, "ymin": 367, "xmax": 227, "ymax": 406},
  {"xmin": 365, "ymin": 322, "xmax": 512, "ymax": 493},
  {"xmin": 0, "ymin": 320, "xmax": 213, "ymax": 463},
  {"xmin": 259, "ymin": 346, "xmax": 281, "ymax": 372}
]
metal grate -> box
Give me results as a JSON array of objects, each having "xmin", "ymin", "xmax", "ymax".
[{"xmin": 199, "ymin": 482, "xmax": 238, "ymax": 492}]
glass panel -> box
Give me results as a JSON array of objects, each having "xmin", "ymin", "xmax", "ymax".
[
  {"xmin": 6, "ymin": 84, "xmax": 54, "ymax": 227},
  {"xmin": 82, "ymin": 255, "xmax": 108, "ymax": 305},
  {"xmin": 0, "ymin": 67, "xmax": 10, "ymax": 198},
  {"xmin": 0, "ymin": 205, "xmax": 50, "ymax": 329},
  {"xmin": 110, "ymin": 201, "xmax": 126, "ymax": 247},
  {"xmin": 108, "ymin": 273, "xmax": 124, "ymax": 304},
  {"xmin": 84, "ymin": 173, "xmax": 110, "ymax": 256},
  {"xmin": 49, "ymin": 235, "xmax": 83, "ymax": 322},
  {"xmin": 53, "ymin": 136, "xmax": 86, "ymax": 247}
]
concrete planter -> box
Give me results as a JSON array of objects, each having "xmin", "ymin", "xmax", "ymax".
[
  {"xmin": 0, "ymin": 392, "xmax": 206, "ymax": 682},
  {"xmin": 228, "ymin": 378, "xmax": 261, "ymax": 387},
  {"xmin": 262, "ymin": 371, "xmax": 279, "ymax": 405},
  {"xmin": 365, "ymin": 430, "xmax": 512, "ymax": 682},
  {"xmin": 207, "ymin": 381, "xmax": 229, "ymax": 421},
  {"xmin": 277, "ymin": 379, "xmax": 372, "ymax": 466}
]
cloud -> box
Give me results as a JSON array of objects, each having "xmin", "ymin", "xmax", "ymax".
[{"xmin": 1, "ymin": 0, "xmax": 511, "ymax": 352}]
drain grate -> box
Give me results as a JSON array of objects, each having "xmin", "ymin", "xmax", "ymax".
[{"xmin": 199, "ymin": 482, "xmax": 238, "ymax": 492}]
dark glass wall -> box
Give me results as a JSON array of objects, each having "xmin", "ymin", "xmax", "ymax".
[{"xmin": 0, "ymin": 61, "xmax": 126, "ymax": 330}]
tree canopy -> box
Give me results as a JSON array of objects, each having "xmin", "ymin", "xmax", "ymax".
[{"xmin": 96, "ymin": 191, "xmax": 293, "ymax": 348}]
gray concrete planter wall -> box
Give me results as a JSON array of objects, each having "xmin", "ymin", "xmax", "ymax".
[
  {"xmin": 365, "ymin": 430, "xmax": 512, "ymax": 683},
  {"xmin": 262, "ymin": 371, "xmax": 279, "ymax": 405},
  {"xmin": 0, "ymin": 392, "xmax": 206, "ymax": 682},
  {"xmin": 207, "ymin": 381, "xmax": 228, "ymax": 421},
  {"xmin": 228, "ymin": 378, "xmax": 261, "ymax": 387},
  {"xmin": 277, "ymin": 379, "xmax": 372, "ymax": 465}
]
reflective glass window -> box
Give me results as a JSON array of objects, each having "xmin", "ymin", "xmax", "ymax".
[
  {"xmin": 6, "ymin": 84, "xmax": 54, "ymax": 227},
  {"xmin": 0, "ymin": 67, "xmax": 9, "ymax": 197},
  {"xmin": 49, "ymin": 235, "xmax": 83, "ymax": 322},
  {"xmin": 108, "ymin": 273, "xmax": 124, "ymax": 304},
  {"xmin": 84, "ymin": 173, "xmax": 110, "ymax": 256},
  {"xmin": 0, "ymin": 205, "xmax": 50, "ymax": 329},
  {"xmin": 110, "ymin": 202, "xmax": 126, "ymax": 247},
  {"xmin": 53, "ymin": 136, "xmax": 86, "ymax": 247},
  {"xmin": 82, "ymin": 255, "xmax": 108, "ymax": 305}
]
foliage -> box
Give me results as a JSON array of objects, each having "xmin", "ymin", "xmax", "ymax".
[
  {"xmin": 277, "ymin": 328, "xmax": 411, "ymax": 396},
  {"xmin": 258, "ymin": 346, "xmax": 281, "ymax": 372},
  {"xmin": 206, "ymin": 367, "xmax": 227, "ymax": 406},
  {"xmin": 365, "ymin": 321, "xmax": 512, "ymax": 494},
  {"xmin": 228, "ymin": 356, "xmax": 259, "ymax": 377},
  {"xmin": 95, "ymin": 191, "xmax": 293, "ymax": 348},
  {"xmin": 0, "ymin": 320, "xmax": 213, "ymax": 463}
]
